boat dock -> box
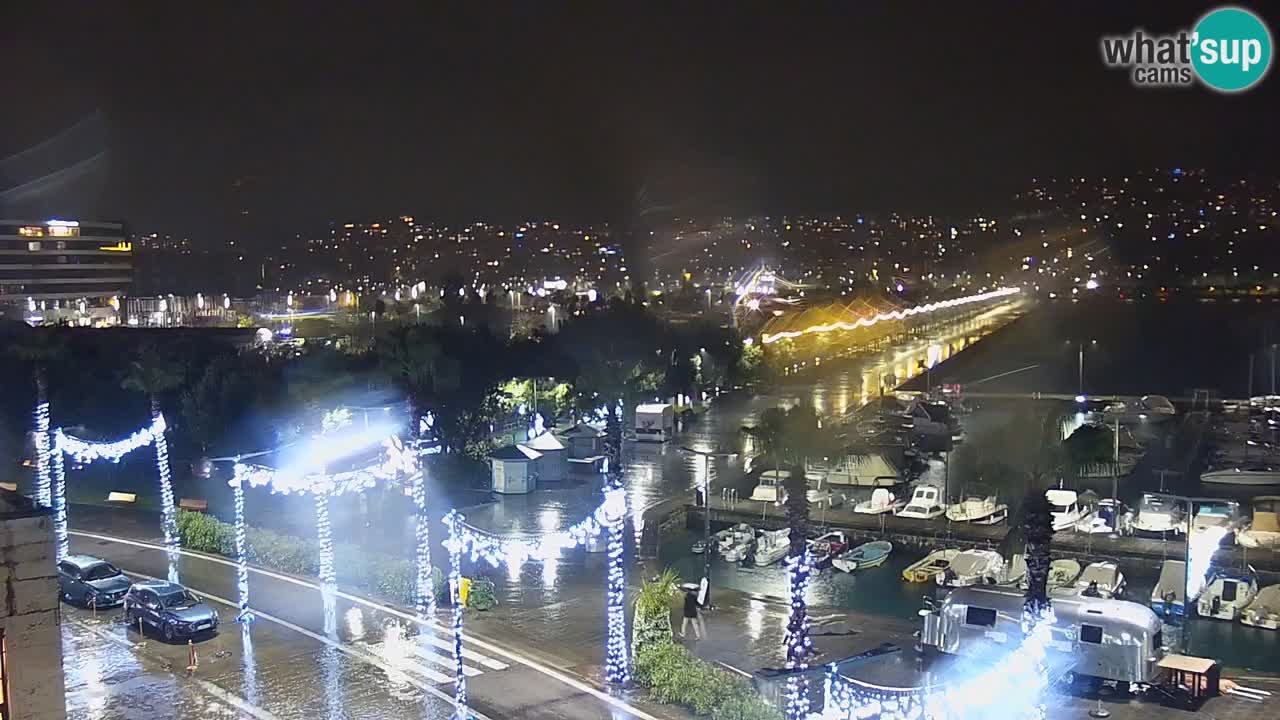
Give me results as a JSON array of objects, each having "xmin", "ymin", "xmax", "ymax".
[{"xmin": 687, "ymin": 496, "xmax": 1280, "ymax": 575}]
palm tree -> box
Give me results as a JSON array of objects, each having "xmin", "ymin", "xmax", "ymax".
[
  {"xmin": 6, "ymin": 328, "xmax": 67, "ymax": 506},
  {"xmin": 1021, "ymin": 489, "xmax": 1055, "ymax": 622},
  {"xmin": 121, "ymin": 345, "xmax": 186, "ymax": 583},
  {"xmin": 782, "ymin": 466, "xmax": 814, "ymax": 719}
]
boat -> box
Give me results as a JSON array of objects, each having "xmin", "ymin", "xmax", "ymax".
[
  {"xmin": 832, "ymin": 541, "xmax": 893, "ymax": 573},
  {"xmin": 1046, "ymin": 488, "xmax": 1094, "ymax": 532},
  {"xmin": 1076, "ymin": 498, "xmax": 1133, "ymax": 535},
  {"xmin": 996, "ymin": 553, "xmax": 1027, "ymax": 586},
  {"xmin": 944, "ymin": 489, "xmax": 1008, "ymax": 525},
  {"xmin": 1191, "ymin": 501, "xmax": 1239, "ymax": 541},
  {"xmin": 717, "ymin": 523, "xmax": 755, "ymax": 560},
  {"xmin": 691, "ymin": 539, "xmax": 708, "ymax": 554},
  {"xmin": 1061, "ymin": 560, "xmax": 1125, "ymax": 599},
  {"xmin": 1102, "ymin": 395, "xmax": 1177, "ymax": 424},
  {"xmin": 753, "ymin": 528, "xmax": 791, "ymax": 566},
  {"xmin": 902, "ymin": 548, "xmax": 960, "ymax": 583},
  {"xmin": 1132, "ymin": 493, "xmax": 1186, "ymax": 535},
  {"xmin": 935, "ymin": 549, "xmax": 1004, "ymax": 588},
  {"xmin": 853, "ymin": 488, "xmax": 904, "ymax": 515},
  {"xmin": 808, "ymin": 531, "xmax": 850, "ymax": 567},
  {"xmin": 750, "ymin": 472, "xmax": 783, "ymax": 503},
  {"xmin": 814, "ymin": 454, "xmax": 901, "ymax": 488},
  {"xmin": 1241, "ymin": 584, "xmax": 1280, "ymax": 630},
  {"xmin": 1047, "ymin": 558, "xmax": 1082, "ymax": 591},
  {"xmin": 1196, "ymin": 570, "xmax": 1259, "ymax": 621},
  {"xmin": 1201, "ymin": 464, "xmax": 1280, "ymax": 486},
  {"xmin": 895, "ymin": 486, "xmax": 946, "ymax": 520},
  {"xmin": 1150, "ymin": 559, "xmax": 1187, "ymax": 617},
  {"xmin": 1237, "ymin": 496, "xmax": 1280, "ymax": 549}
]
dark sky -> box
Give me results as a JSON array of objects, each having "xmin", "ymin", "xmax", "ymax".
[{"xmin": 3, "ymin": 2, "xmax": 1277, "ymax": 240}]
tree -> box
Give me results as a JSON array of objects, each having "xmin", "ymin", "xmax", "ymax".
[
  {"xmin": 741, "ymin": 404, "xmax": 836, "ymax": 471},
  {"xmin": 782, "ymin": 466, "xmax": 813, "ymax": 719},
  {"xmin": 6, "ymin": 327, "xmax": 68, "ymax": 505},
  {"xmin": 1021, "ymin": 489, "xmax": 1055, "ymax": 621}
]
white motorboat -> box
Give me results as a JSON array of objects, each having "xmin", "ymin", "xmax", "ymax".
[
  {"xmin": 753, "ymin": 528, "xmax": 791, "ymax": 566},
  {"xmin": 935, "ymin": 549, "xmax": 1004, "ymax": 588},
  {"xmin": 1150, "ymin": 559, "xmax": 1187, "ymax": 617},
  {"xmin": 1191, "ymin": 501, "xmax": 1238, "ymax": 540},
  {"xmin": 815, "ymin": 454, "xmax": 901, "ymax": 488},
  {"xmin": 1237, "ymin": 496, "xmax": 1280, "ymax": 549},
  {"xmin": 1196, "ymin": 570, "xmax": 1259, "ymax": 621},
  {"xmin": 896, "ymin": 486, "xmax": 946, "ymax": 520},
  {"xmin": 945, "ymin": 491, "xmax": 1008, "ymax": 525},
  {"xmin": 996, "ymin": 553, "xmax": 1027, "ymax": 586},
  {"xmin": 1046, "ymin": 558, "xmax": 1082, "ymax": 591},
  {"xmin": 854, "ymin": 488, "xmax": 904, "ymax": 515},
  {"xmin": 1102, "ymin": 395, "xmax": 1177, "ymax": 424},
  {"xmin": 902, "ymin": 548, "xmax": 960, "ymax": 583},
  {"xmin": 1046, "ymin": 488, "xmax": 1094, "ymax": 532},
  {"xmin": 750, "ymin": 472, "xmax": 783, "ymax": 503},
  {"xmin": 1201, "ymin": 464, "xmax": 1280, "ymax": 486},
  {"xmin": 832, "ymin": 540, "xmax": 893, "ymax": 573},
  {"xmin": 691, "ymin": 539, "xmax": 708, "ymax": 554},
  {"xmin": 808, "ymin": 531, "xmax": 850, "ymax": 567},
  {"xmin": 1062, "ymin": 560, "xmax": 1126, "ymax": 599},
  {"xmin": 717, "ymin": 523, "xmax": 755, "ymax": 561},
  {"xmin": 1076, "ymin": 498, "xmax": 1133, "ymax": 535},
  {"xmin": 1241, "ymin": 584, "xmax": 1280, "ymax": 630},
  {"xmin": 1132, "ymin": 493, "xmax": 1185, "ymax": 535}
]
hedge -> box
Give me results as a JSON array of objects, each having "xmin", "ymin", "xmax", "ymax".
[
  {"xmin": 634, "ymin": 641, "xmax": 782, "ymax": 720},
  {"xmin": 176, "ymin": 510, "xmax": 444, "ymax": 606}
]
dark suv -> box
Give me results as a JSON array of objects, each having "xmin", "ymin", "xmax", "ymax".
[
  {"xmin": 56, "ymin": 555, "xmax": 132, "ymax": 608},
  {"xmin": 124, "ymin": 581, "xmax": 219, "ymax": 641}
]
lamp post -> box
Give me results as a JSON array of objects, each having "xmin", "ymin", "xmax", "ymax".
[{"xmin": 681, "ymin": 446, "xmax": 737, "ymax": 608}]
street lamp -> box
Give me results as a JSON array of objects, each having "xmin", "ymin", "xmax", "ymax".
[
  {"xmin": 1069, "ymin": 339, "xmax": 1097, "ymax": 398},
  {"xmin": 681, "ymin": 445, "xmax": 737, "ymax": 608}
]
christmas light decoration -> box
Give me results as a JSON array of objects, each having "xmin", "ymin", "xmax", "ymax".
[
  {"xmin": 57, "ymin": 414, "xmax": 166, "ymax": 463},
  {"xmin": 33, "ymin": 401, "xmax": 51, "ymax": 507},
  {"xmin": 153, "ymin": 416, "xmax": 180, "ymax": 584},
  {"xmin": 51, "ymin": 443, "xmax": 68, "ymax": 561},
  {"xmin": 760, "ymin": 286, "xmax": 1020, "ymax": 345},
  {"xmin": 240, "ymin": 623, "xmax": 259, "ymax": 707},
  {"xmin": 316, "ymin": 487, "xmax": 337, "ymax": 637},
  {"xmin": 444, "ymin": 511, "xmax": 468, "ymax": 720},
  {"xmin": 412, "ymin": 469, "xmax": 433, "ymax": 615},
  {"xmin": 783, "ymin": 550, "xmax": 814, "ymax": 720},
  {"xmin": 603, "ymin": 485, "xmax": 630, "ymax": 685},
  {"xmin": 231, "ymin": 464, "xmax": 255, "ymax": 623}
]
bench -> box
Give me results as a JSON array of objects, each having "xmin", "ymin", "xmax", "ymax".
[{"xmin": 179, "ymin": 498, "xmax": 209, "ymax": 512}]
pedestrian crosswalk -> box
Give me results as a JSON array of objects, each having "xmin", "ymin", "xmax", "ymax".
[{"xmin": 355, "ymin": 627, "xmax": 509, "ymax": 687}]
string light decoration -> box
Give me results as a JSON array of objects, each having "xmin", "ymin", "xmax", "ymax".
[
  {"xmin": 57, "ymin": 414, "xmax": 166, "ymax": 463},
  {"xmin": 412, "ymin": 469, "xmax": 433, "ymax": 615},
  {"xmin": 444, "ymin": 510, "xmax": 468, "ymax": 720},
  {"xmin": 153, "ymin": 414, "xmax": 180, "ymax": 584},
  {"xmin": 33, "ymin": 401, "xmax": 51, "ymax": 507},
  {"xmin": 783, "ymin": 550, "xmax": 814, "ymax": 720},
  {"xmin": 51, "ymin": 443, "xmax": 68, "ymax": 561},
  {"xmin": 230, "ymin": 464, "xmax": 255, "ymax": 622},
  {"xmin": 602, "ymin": 429, "xmax": 630, "ymax": 685},
  {"xmin": 315, "ymin": 485, "xmax": 337, "ymax": 637},
  {"xmin": 760, "ymin": 286, "xmax": 1021, "ymax": 345}
]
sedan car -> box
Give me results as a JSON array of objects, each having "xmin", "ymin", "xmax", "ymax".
[
  {"xmin": 124, "ymin": 581, "xmax": 219, "ymax": 641},
  {"xmin": 56, "ymin": 555, "xmax": 132, "ymax": 608}
]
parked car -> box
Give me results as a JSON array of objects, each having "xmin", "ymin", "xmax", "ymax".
[
  {"xmin": 125, "ymin": 581, "xmax": 219, "ymax": 641},
  {"xmin": 56, "ymin": 555, "xmax": 132, "ymax": 608}
]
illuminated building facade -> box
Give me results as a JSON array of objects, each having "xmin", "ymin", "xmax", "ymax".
[{"xmin": 0, "ymin": 219, "xmax": 131, "ymax": 325}]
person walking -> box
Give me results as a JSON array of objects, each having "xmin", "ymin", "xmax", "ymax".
[{"xmin": 680, "ymin": 588, "xmax": 703, "ymax": 640}]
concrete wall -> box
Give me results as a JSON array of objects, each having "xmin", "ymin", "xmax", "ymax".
[{"xmin": 1, "ymin": 511, "xmax": 67, "ymax": 720}]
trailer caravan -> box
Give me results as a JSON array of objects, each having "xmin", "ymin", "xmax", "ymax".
[
  {"xmin": 634, "ymin": 403, "xmax": 675, "ymax": 443},
  {"xmin": 921, "ymin": 586, "xmax": 1165, "ymax": 685}
]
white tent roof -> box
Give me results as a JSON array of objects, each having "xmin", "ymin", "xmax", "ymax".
[
  {"xmin": 635, "ymin": 403, "xmax": 672, "ymax": 413},
  {"xmin": 524, "ymin": 431, "xmax": 566, "ymax": 451}
]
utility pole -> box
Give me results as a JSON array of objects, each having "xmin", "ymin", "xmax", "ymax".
[
  {"xmin": 1078, "ymin": 342, "xmax": 1084, "ymax": 397},
  {"xmin": 682, "ymin": 446, "xmax": 736, "ymax": 609}
]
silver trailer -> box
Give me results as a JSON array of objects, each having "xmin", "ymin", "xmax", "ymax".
[{"xmin": 921, "ymin": 586, "xmax": 1165, "ymax": 685}]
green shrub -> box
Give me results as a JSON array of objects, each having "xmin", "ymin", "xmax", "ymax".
[
  {"xmin": 634, "ymin": 641, "xmax": 781, "ymax": 719},
  {"xmin": 468, "ymin": 578, "xmax": 497, "ymax": 611},
  {"xmin": 633, "ymin": 569, "xmax": 679, "ymax": 657}
]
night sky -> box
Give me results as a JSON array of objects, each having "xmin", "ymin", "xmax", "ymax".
[{"xmin": 3, "ymin": 2, "xmax": 1277, "ymax": 240}]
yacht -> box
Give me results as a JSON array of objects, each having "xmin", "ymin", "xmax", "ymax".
[
  {"xmin": 1241, "ymin": 585, "xmax": 1280, "ymax": 630},
  {"xmin": 1201, "ymin": 464, "xmax": 1280, "ymax": 487},
  {"xmin": 1196, "ymin": 570, "xmax": 1259, "ymax": 621},
  {"xmin": 1046, "ymin": 488, "xmax": 1094, "ymax": 532},
  {"xmin": 853, "ymin": 488, "xmax": 904, "ymax": 515},
  {"xmin": 902, "ymin": 548, "xmax": 960, "ymax": 583},
  {"xmin": 750, "ymin": 472, "xmax": 782, "ymax": 503},
  {"xmin": 1132, "ymin": 493, "xmax": 1186, "ymax": 535},
  {"xmin": 1076, "ymin": 498, "xmax": 1133, "ymax": 535},
  {"xmin": 832, "ymin": 540, "xmax": 893, "ymax": 573},
  {"xmin": 1150, "ymin": 559, "xmax": 1187, "ymax": 617},
  {"xmin": 944, "ymin": 490, "xmax": 1008, "ymax": 525},
  {"xmin": 935, "ymin": 549, "xmax": 1004, "ymax": 588},
  {"xmin": 1060, "ymin": 560, "xmax": 1125, "ymax": 599},
  {"xmin": 895, "ymin": 486, "xmax": 946, "ymax": 520},
  {"xmin": 1237, "ymin": 496, "xmax": 1280, "ymax": 549},
  {"xmin": 753, "ymin": 528, "xmax": 791, "ymax": 566},
  {"xmin": 814, "ymin": 454, "xmax": 901, "ymax": 488},
  {"xmin": 717, "ymin": 523, "xmax": 755, "ymax": 560}
]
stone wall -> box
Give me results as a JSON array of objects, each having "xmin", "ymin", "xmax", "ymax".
[{"xmin": 1, "ymin": 510, "xmax": 67, "ymax": 720}]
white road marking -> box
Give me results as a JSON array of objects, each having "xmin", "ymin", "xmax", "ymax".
[
  {"xmin": 354, "ymin": 641, "xmax": 456, "ymax": 684},
  {"xmin": 69, "ymin": 619, "xmax": 281, "ymax": 720},
  {"xmin": 715, "ymin": 660, "xmax": 753, "ymax": 678},
  {"xmin": 73, "ymin": 530, "xmax": 656, "ymax": 720},
  {"xmin": 117, "ymin": 568, "xmax": 496, "ymax": 720}
]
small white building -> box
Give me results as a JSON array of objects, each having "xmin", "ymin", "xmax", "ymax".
[
  {"xmin": 562, "ymin": 424, "xmax": 604, "ymax": 459},
  {"xmin": 490, "ymin": 444, "xmax": 541, "ymax": 495},
  {"xmin": 635, "ymin": 403, "xmax": 675, "ymax": 443},
  {"xmin": 524, "ymin": 431, "xmax": 568, "ymax": 484}
]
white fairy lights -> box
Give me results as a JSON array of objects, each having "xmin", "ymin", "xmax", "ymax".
[
  {"xmin": 51, "ymin": 444, "xmax": 68, "ymax": 561},
  {"xmin": 33, "ymin": 401, "xmax": 51, "ymax": 507},
  {"xmin": 784, "ymin": 550, "xmax": 815, "ymax": 720},
  {"xmin": 315, "ymin": 487, "xmax": 337, "ymax": 637},
  {"xmin": 413, "ymin": 469, "xmax": 433, "ymax": 615},
  {"xmin": 153, "ymin": 416, "xmax": 179, "ymax": 583},
  {"xmin": 231, "ymin": 464, "xmax": 255, "ymax": 622},
  {"xmin": 445, "ymin": 511, "xmax": 468, "ymax": 720},
  {"xmin": 58, "ymin": 414, "xmax": 166, "ymax": 463}
]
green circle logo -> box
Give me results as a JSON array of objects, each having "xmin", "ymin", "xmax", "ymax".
[{"xmin": 1192, "ymin": 6, "xmax": 1272, "ymax": 92}]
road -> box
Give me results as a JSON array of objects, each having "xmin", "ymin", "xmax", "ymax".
[{"xmin": 65, "ymin": 530, "xmax": 671, "ymax": 720}]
